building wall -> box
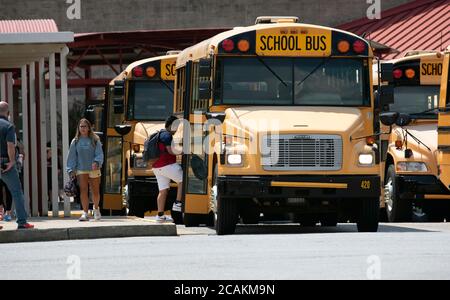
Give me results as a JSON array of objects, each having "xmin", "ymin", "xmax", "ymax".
[{"xmin": 0, "ymin": 0, "xmax": 410, "ymax": 33}]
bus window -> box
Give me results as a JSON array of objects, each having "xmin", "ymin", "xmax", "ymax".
[
  {"xmin": 294, "ymin": 58, "xmax": 368, "ymax": 106},
  {"xmin": 108, "ymin": 87, "xmax": 123, "ymax": 128},
  {"xmin": 127, "ymin": 81, "xmax": 174, "ymax": 120},
  {"xmin": 389, "ymin": 85, "xmax": 440, "ymax": 117},
  {"xmin": 215, "ymin": 57, "xmax": 369, "ymax": 106}
]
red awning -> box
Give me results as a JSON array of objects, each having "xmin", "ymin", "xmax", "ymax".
[
  {"xmin": 0, "ymin": 19, "xmax": 58, "ymax": 33},
  {"xmin": 339, "ymin": 0, "xmax": 449, "ymax": 59}
]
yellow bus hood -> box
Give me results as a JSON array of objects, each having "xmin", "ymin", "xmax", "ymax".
[{"xmin": 225, "ymin": 106, "xmax": 365, "ymax": 136}]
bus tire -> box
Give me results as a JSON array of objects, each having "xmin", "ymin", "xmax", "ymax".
[
  {"xmin": 183, "ymin": 213, "xmax": 201, "ymax": 227},
  {"xmin": 357, "ymin": 197, "xmax": 379, "ymax": 232},
  {"xmin": 321, "ymin": 215, "xmax": 338, "ymax": 227},
  {"xmin": 213, "ymin": 165, "xmax": 238, "ymax": 235},
  {"xmin": 385, "ymin": 165, "xmax": 412, "ymax": 222}
]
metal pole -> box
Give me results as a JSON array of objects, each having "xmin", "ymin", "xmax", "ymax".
[
  {"xmin": 7, "ymin": 73, "xmax": 14, "ymax": 123},
  {"xmin": 29, "ymin": 63, "xmax": 39, "ymax": 217},
  {"xmin": 21, "ymin": 65, "xmax": 30, "ymax": 216},
  {"xmin": 0, "ymin": 73, "xmax": 5, "ymax": 100},
  {"xmin": 39, "ymin": 58, "xmax": 49, "ymax": 217},
  {"xmin": 60, "ymin": 46, "xmax": 71, "ymax": 217},
  {"xmin": 49, "ymin": 53, "xmax": 59, "ymax": 218}
]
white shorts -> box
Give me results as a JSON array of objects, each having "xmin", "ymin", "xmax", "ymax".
[{"xmin": 153, "ymin": 163, "xmax": 183, "ymax": 191}]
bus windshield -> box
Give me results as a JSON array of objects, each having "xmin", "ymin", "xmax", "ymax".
[
  {"xmin": 128, "ymin": 81, "xmax": 174, "ymax": 121},
  {"xmin": 216, "ymin": 57, "xmax": 370, "ymax": 106},
  {"xmin": 389, "ymin": 86, "xmax": 440, "ymax": 118}
]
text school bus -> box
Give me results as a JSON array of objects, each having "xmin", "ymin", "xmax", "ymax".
[
  {"xmin": 174, "ymin": 16, "xmax": 392, "ymax": 234},
  {"xmin": 102, "ymin": 52, "xmax": 179, "ymax": 217},
  {"xmin": 377, "ymin": 51, "xmax": 450, "ymax": 222}
]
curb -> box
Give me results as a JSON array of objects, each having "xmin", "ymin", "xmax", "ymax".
[{"xmin": 0, "ymin": 224, "xmax": 177, "ymax": 244}]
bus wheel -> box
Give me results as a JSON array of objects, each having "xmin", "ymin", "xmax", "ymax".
[
  {"xmin": 321, "ymin": 215, "xmax": 338, "ymax": 227},
  {"xmin": 357, "ymin": 197, "xmax": 379, "ymax": 232},
  {"xmin": 213, "ymin": 165, "xmax": 238, "ymax": 235},
  {"xmin": 171, "ymin": 211, "xmax": 183, "ymax": 225},
  {"xmin": 183, "ymin": 213, "xmax": 201, "ymax": 227},
  {"xmin": 385, "ymin": 165, "xmax": 412, "ymax": 222}
]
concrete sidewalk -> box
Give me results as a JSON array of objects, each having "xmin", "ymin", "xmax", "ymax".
[{"xmin": 0, "ymin": 216, "xmax": 177, "ymax": 244}]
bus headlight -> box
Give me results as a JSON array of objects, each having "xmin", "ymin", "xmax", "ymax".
[
  {"xmin": 134, "ymin": 158, "xmax": 148, "ymax": 169},
  {"xmin": 397, "ymin": 162, "xmax": 428, "ymax": 172},
  {"xmin": 227, "ymin": 154, "xmax": 242, "ymax": 165},
  {"xmin": 358, "ymin": 153, "xmax": 374, "ymax": 166}
]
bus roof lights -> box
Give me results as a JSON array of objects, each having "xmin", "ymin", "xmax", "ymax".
[
  {"xmin": 237, "ymin": 39, "xmax": 250, "ymax": 52},
  {"xmin": 393, "ymin": 69, "xmax": 403, "ymax": 79},
  {"xmin": 353, "ymin": 40, "xmax": 366, "ymax": 54},
  {"xmin": 146, "ymin": 66, "xmax": 156, "ymax": 78},
  {"xmin": 337, "ymin": 40, "xmax": 350, "ymax": 53},
  {"xmin": 222, "ymin": 39, "xmax": 235, "ymax": 52},
  {"xmin": 405, "ymin": 68, "xmax": 415, "ymax": 79},
  {"xmin": 133, "ymin": 66, "xmax": 144, "ymax": 77}
]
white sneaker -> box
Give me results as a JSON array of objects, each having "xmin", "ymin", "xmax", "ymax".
[
  {"xmin": 79, "ymin": 212, "xmax": 89, "ymax": 222},
  {"xmin": 94, "ymin": 208, "xmax": 101, "ymax": 221},
  {"xmin": 172, "ymin": 201, "xmax": 182, "ymax": 212},
  {"xmin": 156, "ymin": 215, "xmax": 174, "ymax": 223}
]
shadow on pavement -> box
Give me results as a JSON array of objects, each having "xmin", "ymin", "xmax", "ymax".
[{"xmin": 230, "ymin": 223, "xmax": 436, "ymax": 235}]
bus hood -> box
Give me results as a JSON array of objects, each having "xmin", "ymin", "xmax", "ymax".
[
  {"xmin": 224, "ymin": 106, "xmax": 366, "ymax": 137},
  {"xmin": 133, "ymin": 121, "xmax": 165, "ymax": 146}
]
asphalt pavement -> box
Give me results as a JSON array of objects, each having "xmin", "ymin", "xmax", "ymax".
[{"xmin": 1, "ymin": 222, "xmax": 450, "ymax": 280}]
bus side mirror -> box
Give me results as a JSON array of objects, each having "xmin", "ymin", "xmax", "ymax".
[
  {"xmin": 205, "ymin": 112, "xmax": 226, "ymax": 123},
  {"xmin": 379, "ymin": 85, "xmax": 394, "ymax": 107},
  {"xmin": 85, "ymin": 105, "xmax": 96, "ymax": 125},
  {"xmin": 114, "ymin": 80, "xmax": 125, "ymax": 96},
  {"xmin": 198, "ymin": 58, "xmax": 212, "ymax": 78},
  {"xmin": 380, "ymin": 112, "xmax": 398, "ymax": 126},
  {"xmin": 114, "ymin": 124, "xmax": 132, "ymax": 136},
  {"xmin": 113, "ymin": 80, "xmax": 125, "ymax": 114},
  {"xmin": 396, "ymin": 113, "xmax": 411, "ymax": 127},
  {"xmin": 380, "ymin": 63, "xmax": 394, "ymax": 83}
]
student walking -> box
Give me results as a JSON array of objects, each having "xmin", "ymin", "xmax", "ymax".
[{"xmin": 67, "ymin": 119, "xmax": 104, "ymax": 221}]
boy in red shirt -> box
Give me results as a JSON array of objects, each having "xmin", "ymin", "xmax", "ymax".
[{"xmin": 152, "ymin": 116, "xmax": 183, "ymax": 222}]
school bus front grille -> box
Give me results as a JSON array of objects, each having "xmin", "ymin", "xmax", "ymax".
[{"xmin": 261, "ymin": 134, "xmax": 343, "ymax": 171}]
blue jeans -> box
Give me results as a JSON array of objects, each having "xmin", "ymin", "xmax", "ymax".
[{"xmin": 0, "ymin": 167, "xmax": 28, "ymax": 226}]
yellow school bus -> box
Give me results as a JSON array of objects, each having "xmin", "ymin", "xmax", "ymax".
[
  {"xmin": 102, "ymin": 51, "xmax": 180, "ymax": 218},
  {"xmin": 174, "ymin": 16, "xmax": 389, "ymax": 234},
  {"xmin": 378, "ymin": 51, "xmax": 450, "ymax": 222},
  {"xmin": 438, "ymin": 49, "xmax": 450, "ymax": 203}
]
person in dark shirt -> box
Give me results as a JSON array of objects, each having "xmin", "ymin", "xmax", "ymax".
[
  {"xmin": 152, "ymin": 115, "xmax": 183, "ymax": 222},
  {"xmin": 0, "ymin": 101, "xmax": 33, "ymax": 230}
]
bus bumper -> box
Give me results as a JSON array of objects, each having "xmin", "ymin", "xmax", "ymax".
[
  {"xmin": 396, "ymin": 175, "xmax": 450, "ymax": 199},
  {"xmin": 217, "ymin": 175, "xmax": 380, "ymax": 199}
]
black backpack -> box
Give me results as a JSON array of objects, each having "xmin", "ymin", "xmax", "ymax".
[{"xmin": 143, "ymin": 130, "xmax": 161, "ymax": 161}]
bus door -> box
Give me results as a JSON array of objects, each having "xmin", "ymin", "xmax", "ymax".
[
  {"xmin": 438, "ymin": 53, "xmax": 450, "ymax": 191},
  {"xmin": 182, "ymin": 60, "xmax": 213, "ymax": 224},
  {"xmin": 102, "ymin": 82, "xmax": 126, "ymax": 214}
]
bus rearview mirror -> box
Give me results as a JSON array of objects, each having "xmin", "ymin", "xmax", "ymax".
[
  {"xmin": 198, "ymin": 80, "xmax": 211, "ymax": 100},
  {"xmin": 114, "ymin": 80, "xmax": 125, "ymax": 96},
  {"xmin": 395, "ymin": 113, "xmax": 411, "ymax": 127},
  {"xmin": 198, "ymin": 58, "xmax": 212, "ymax": 78},
  {"xmin": 379, "ymin": 112, "xmax": 398, "ymax": 126},
  {"xmin": 114, "ymin": 124, "xmax": 132, "ymax": 136},
  {"xmin": 380, "ymin": 63, "xmax": 394, "ymax": 83},
  {"xmin": 379, "ymin": 85, "xmax": 394, "ymax": 107}
]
